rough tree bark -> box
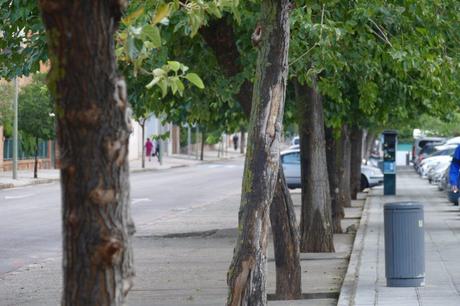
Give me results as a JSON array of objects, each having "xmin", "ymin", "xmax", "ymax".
[
  {"xmin": 296, "ymin": 79, "xmax": 335, "ymax": 253},
  {"xmin": 350, "ymin": 126, "xmax": 363, "ymax": 200},
  {"xmin": 39, "ymin": 1, "xmax": 135, "ymax": 305},
  {"xmin": 338, "ymin": 125, "xmax": 352, "ymax": 208},
  {"xmin": 269, "ymin": 166, "xmax": 301, "ymax": 299},
  {"xmin": 226, "ymin": 1, "xmax": 290, "ymax": 304},
  {"xmin": 240, "ymin": 128, "xmax": 246, "ymax": 154},
  {"xmin": 201, "ymin": 12, "xmax": 301, "ymax": 300},
  {"xmin": 325, "ymin": 127, "xmax": 344, "ymax": 233}
]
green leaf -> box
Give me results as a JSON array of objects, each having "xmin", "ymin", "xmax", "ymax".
[
  {"xmin": 184, "ymin": 73, "xmax": 205, "ymax": 89},
  {"xmin": 152, "ymin": 4, "xmax": 171, "ymax": 25},
  {"xmin": 158, "ymin": 79, "xmax": 168, "ymax": 98},
  {"xmin": 141, "ymin": 25, "xmax": 161, "ymax": 48},
  {"xmin": 168, "ymin": 61, "xmax": 181, "ymax": 72},
  {"xmin": 146, "ymin": 77, "xmax": 161, "ymax": 89},
  {"xmin": 122, "ymin": 7, "xmax": 144, "ymax": 26}
]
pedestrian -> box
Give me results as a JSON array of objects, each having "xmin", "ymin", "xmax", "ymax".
[
  {"xmin": 155, "ymin": 139, "xmax": 161, "ymax": 163},
  {"xmin": 232, "ymin": 134, "xmax": 239, "ymax": 151},
  {"xmin": 449, "ymin": 144, "xmax": 460, "ymax": 203},
  {"xmin": 145, "ymin": 138, "xmax": 153, "ymax": 162}
]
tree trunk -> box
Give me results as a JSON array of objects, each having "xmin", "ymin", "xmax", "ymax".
[
  {"xmin": 269, "ymin": 166, "xmax": 301, "ymax": 299},
  {"xmin": 240, "ymin": 128, "xmax": 246, "ymax": 154},
  {"xmin": 338, "ymin": 125, "xmax": 352, "ymax": 208},
  {"xmin": 34, "ymin": 137, "xmax": 39, "ymax": 179},
  {"xmin": 363, "ymin": 131, "xmax": 375, "ymax": 161},
  {"xmin": 350, "ymin": 126, "xmax": 363, "ymax": 199},
  {"xmin": 296, "ymin": 79, "xmax": 334, "ymax": 253},
  {"xmin": 141, "ymin": 122, "xmax": 145, "ymax": 168},
  {"xmin": 39, "ymin": 2, "xmax": 135, "ymax": 305},
  {"xmin": 325, "ymin": 127, "xmax": 344, "ymax": 233},
  {"xmin": 226, "ymin": 1, "xmax": 290, "ymax": 304},
  {"xmin": 200, "ymin": 129, "xmax": 206, "ymax": 161}
]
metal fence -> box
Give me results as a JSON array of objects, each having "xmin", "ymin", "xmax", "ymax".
[{"xmin": 3, "ymin": 138, "xmax": 49, "ymax": 160}]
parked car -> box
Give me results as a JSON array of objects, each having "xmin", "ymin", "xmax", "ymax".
[
  {"xmin": 427, "ymin": 159, "xmax": 451, "ymax": 184},
  {"xmin": 290, "ymin": 136, "xmax": 299, "ymax": 147},
  {"xmin": 412, "ymin": 136, "xmax": 445, "ymax": 162},
  {"xmin": 417, "ymin": 147, "xmax": 456, "ymax": 177},
  {"xmin": 280, "ymin": 148, "xmax": 383, "ymax": 190}
]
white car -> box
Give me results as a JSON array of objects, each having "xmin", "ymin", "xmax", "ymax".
[
  {"xmin": 280, "ymin": 148, "xmax": 383, "ymax": 190},
  {"xmin": 419, "ymin": 155, "xmax": 452, "ymax": 178}
]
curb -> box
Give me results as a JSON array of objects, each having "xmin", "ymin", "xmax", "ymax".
[
  {"xmin": 0, "ymin": 155, "xmax": 245, "ymax": 190},
  {"xmin": 337, "ymin": 190, "xmax": 373, "ymax": 306},
  {"xmin": 0, "ymin": 178, "xmax": 59, "ymax": 190}
]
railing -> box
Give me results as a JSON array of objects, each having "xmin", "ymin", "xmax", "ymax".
[{"xmin": 3, "ymin": 138, "xmax": 49, "ymax": 160}]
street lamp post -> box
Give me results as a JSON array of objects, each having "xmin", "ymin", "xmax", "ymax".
[{"xmin": 12, "ymin": 77, "xmax": 18, "ymax": 180}]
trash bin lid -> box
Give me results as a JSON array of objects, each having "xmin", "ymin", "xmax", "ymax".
[{"xmin": 384, "ymin": 202, "xmax": 423, "ymax": 211}]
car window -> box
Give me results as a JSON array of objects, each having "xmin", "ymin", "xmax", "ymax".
[{"xmin": 282, "ymin": 152, "xmax": 300, "ymax": 164}]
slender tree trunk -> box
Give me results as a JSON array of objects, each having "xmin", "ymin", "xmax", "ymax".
[
  {"xmin": 141, "ymin": 122, "xmax": 145, "ymax": 168},
  {"xmin": 34, "ymin": 137, "xmax": 39, "ymax": 179},
  {"xmin": 201, "ymin": 12, "xmax": 300, "ymax": 300},
  {"xmin": 364, "ymin": 131, "xmax": 375, "ymax": 161},
  {"xmin": 240, "ymin": 128, "xmax": 246, "ymax": 154},
  {"xmin": 269, "ymin": 166, "xmax": 301, "ymax": 299},
  {"xmin": 226, "ymin": 1, "xmax": 290, "ymax": 304},
  {"xmin": 200, "ymin": 129, "xmax": 206, "ymax": 161},
  {"xmin": 325, "ymin": 127, "xmax": 344, "ymax": 233},
  {"xmin": 296, "ymin": 79, "xmax": 334, "ymax": 253},
  {"xmin": 338, "ymin": 125, "xmax": 352, "ymax": 208},
  {"xmin": 350, "ymin": 126, "xmax": 363, "ymax": 199},
  {"xmin": 39, "ymin": 2, "xmax": 135, "ymax": 305}
]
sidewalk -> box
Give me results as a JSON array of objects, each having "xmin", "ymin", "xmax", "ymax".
[
  {"xmin": 0, "ymin": 149, "xmax": 243, "ymax": 189},
  {"xmin": 339, "ymin": 168, "xmax": 460, "ymax": 306}
]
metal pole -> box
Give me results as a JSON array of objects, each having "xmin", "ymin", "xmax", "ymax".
[
  {"xmin": 187, "ymin": 126, "xmax": 192, "ymax": 157},
  {"xmin": 12, "ymin": 77, "xmax": 18, "ymax": 179}
]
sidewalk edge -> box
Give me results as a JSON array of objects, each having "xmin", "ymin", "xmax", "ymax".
[{"xmin": 337, "ymin": 191, "xmax": 373, "ymax": 306}]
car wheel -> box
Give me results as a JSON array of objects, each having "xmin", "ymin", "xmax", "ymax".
[{"xmin": 360, "ymin": 174, "xmax": 369, "ymax": 191}]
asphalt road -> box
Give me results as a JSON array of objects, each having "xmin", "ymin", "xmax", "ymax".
[{"xmin": 0, "ymin": 158, "xmax": 244, "ymax": 275}]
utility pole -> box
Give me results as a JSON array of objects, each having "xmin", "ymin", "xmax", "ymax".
[{"xmin": 12, "ymin": 77, "xmax": 18, "ymax": 179}]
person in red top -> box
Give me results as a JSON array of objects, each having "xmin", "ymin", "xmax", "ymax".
[{"xmin": 145, "ymin": 138, "xmax": 154, "ymax": 162}]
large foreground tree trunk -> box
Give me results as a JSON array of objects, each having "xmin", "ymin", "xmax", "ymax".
[
  {"xmin": 226, "ymin": 1, "xmax": 290, "ymax": 304},
  {"xmin": 325, "ymin": 127, "xmax": 344, "ymax": 233},
  {"xmin": 39, "ymin": 1, "xmax": 135, "ymax": 305},
  {"xmin": 350, "ymin": 126, "xmax": 363, "ymax": 199},
  {"xmin": 296, "ymin": 79, "xmax": 334, "ymax": 253},
  {"xmin": 269, "ymin": 166, "xmax": 301, "ymax": 299},
  {"xmin": 201, "ymin": 13, "xmax": 301, "ymax": 300},
  {"xmin": 338, "ymin": 125, "xmax": 352, "ymax": 208}
]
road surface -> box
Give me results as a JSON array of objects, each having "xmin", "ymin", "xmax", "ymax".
[{"xmin": 0, "ymin": 158, "xmax": 244, "ymax": 275}]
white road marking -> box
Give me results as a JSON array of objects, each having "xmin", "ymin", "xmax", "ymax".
[
  {"xmin": 4, "ymin": 194, "xmax": 34, "ymax": 200},
  {"xmin": 132, "ymin": 198, "xmax": 151, "ymax": 204}
]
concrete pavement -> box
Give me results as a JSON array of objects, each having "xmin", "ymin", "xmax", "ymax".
[
  {"xmin": 339, "ymin": 168, "xmax": 460, "ymax": 306},
  {"xmin": 0, "ymin": 150, "xmax": 243, "ymax": 189}
]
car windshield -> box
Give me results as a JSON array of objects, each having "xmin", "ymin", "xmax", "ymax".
[{"xmin": 282, "ymin": 152, "xmax": 300, "ymax": 164}]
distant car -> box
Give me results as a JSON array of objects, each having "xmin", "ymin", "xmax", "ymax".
[
  {"xmin": 412, "ymin": 137, "xmax": 445, "ymax": 162},
  {"xmin": 290, "ymin": 136, "xmax": 300, "ymax": 148},
  {"xmin": 280, "ymin": 148, "xmax": 383, "ymax": 190}
]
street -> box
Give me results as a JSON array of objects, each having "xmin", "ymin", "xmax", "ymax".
[{"xmin": 0, "ymin": 158, "xmax": 244, "ymax": 275}]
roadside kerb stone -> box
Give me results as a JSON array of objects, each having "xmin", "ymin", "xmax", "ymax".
[{"xmin": 337, "ymin": 190, "xmax": 372, "ymax": 306}]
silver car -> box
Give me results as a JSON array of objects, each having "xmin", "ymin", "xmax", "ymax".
[{"xmin": 280, "ymin": 148, "xmax": 383, "ymax": 190}]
